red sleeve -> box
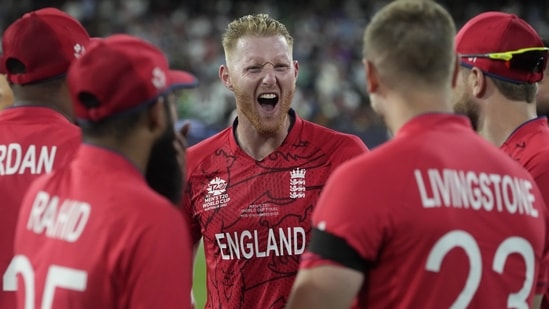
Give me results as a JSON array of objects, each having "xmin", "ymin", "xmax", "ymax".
[
  {"xmin": 181, "ymin": 179, "xmax": 203, "ymax": 245},
  {"xmin": 535, "ymin": 186, "xmax": 549, "ymax": 294},
  {"xmin": 124, "ymin": 209, "xmax": 193, "ymax": 308},
  {"xmin": 309, "ymin": 158, "xmax": 389, "ymax": 263},
  {"xmin": 527, "ymin": 153, "xmax": 549, "ymax": 293},
  {"xmin": 300, "ymin": 252, "xmax": 344, "ymax": 269},
  {"xmin": 330, "ymin": 135, "xmax": 369, "ymax": 164}
]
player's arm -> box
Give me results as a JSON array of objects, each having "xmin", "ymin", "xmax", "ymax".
[
  {"xmin": 287, "ymin": 265, "xmax": 363, "ymax": 309},
  {"xmin": 287, "ymin": 227, "xmax": 367, "ymax": 308},
  {"xmin": 126, "ymin": 210, "xmax": 193, "ymax": 309},
  {"xmin": 532, "ymin": 294, "xmax": 542, "ymax": 309},
  {"xmin": 190, "ymin": 238, "xmax": 203, "ymax": 309}
]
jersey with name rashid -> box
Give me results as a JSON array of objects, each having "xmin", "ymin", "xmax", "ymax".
[
  {"xmin": 183, "ymin": 109, "xmax": 368, "ymax": 309},
  {"xmin": 302, "ymin": 113, "xmax": 549, "ymax": 309},
  {"xmin": 11, "ymin": 144, "xmax": 193, "ymax": 309},
  {"xmin": 0, "ymin": 106, "xmax": 80, "ymax": 309}
]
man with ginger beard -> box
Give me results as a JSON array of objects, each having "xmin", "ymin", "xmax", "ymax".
[
  {"xmin": 182, "ymin": 13, "xmax": 368, "ymax": 309},
  {"xmin": 10, "ymin": 34, "xmax": 197, "ymax": 308}
]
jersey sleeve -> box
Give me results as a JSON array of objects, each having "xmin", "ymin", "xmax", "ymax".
[
  {"xmin": 534, "ymin": 182, "xmax": 549, "ymax": 294},
  {"xmin": 303, "ymin": 158, "xmax": 390, "ymax": 270},
  {"xmin": 123, "ymin": 208, "xmax": 193, "ymax": 309},
  {"xmin": 526, "ymin": 151, "xmax": 549, "ymax": 293},
  {"xmin": 334, "ymin": 135, "xmax": 369, "ymax": 162},
  {"xmin": 182, "ymin": 179, "xmax": 203, "ymax": 244},
  {"xmin": 529, "ymin": 151, "xmax": 549, "ymax": 213}
]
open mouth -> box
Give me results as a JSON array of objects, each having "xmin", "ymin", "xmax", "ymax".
[{"xmin": 257, "ymin": 93, "xmax": 279, "ymax": 112}]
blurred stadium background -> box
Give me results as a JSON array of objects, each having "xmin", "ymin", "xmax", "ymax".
[{"xmin": 1, "ymin": 0, "xmax": 548, "ymax": 307}]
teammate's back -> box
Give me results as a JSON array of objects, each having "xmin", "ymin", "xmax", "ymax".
[
  {"xmin": 332, "ymin": 113, "xmax": 547, "ymax": 308},
  {"xmin": 0, "ymin": 8, "xmax": 89, "ymax": 308},
  {"xmin": 287, "ymin": 1, "xmax": 548, "ymax": 308},
  {"xmin": 10, "ymin": 34, "xmax": 198, "ymax": 309},
  {"xmin": 12, "ymin": 145, "xmax": 191, "ymax": 308}
]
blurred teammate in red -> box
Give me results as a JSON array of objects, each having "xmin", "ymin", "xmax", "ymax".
[
  {"xmin": 287, "ymin": 1, "xmax": 549, "ymax": 308},
  {"xmin": 182, "ymin": 13, "xmax": 368, "ymax": 308},
  {"xmin": 537, "ymin": 39, "xmax": 549, "ymax": 120},
  {"xmin": 0, "ymin": 8, "xmax": 89, "ymax": 308},
  {"xmin": 452, "ymin": 11, "xmax": 549, "ymax": 308},
  {"xmin": 8, "ymin": 34, "xmax": 197, "ymax": 308}
]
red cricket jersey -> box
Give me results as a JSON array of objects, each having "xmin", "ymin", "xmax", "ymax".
[
  {"xmin": 10, "ymin": 145, "xmax": 193, "ymax": 309},
  {"xmin": 0, "ymin": 106, "xmax": 80, "ymax": 309},
  {"xmin": 183, "ymin": 110, "xmax": 368, "ymax": 308},
  {"xmin": 500, "ymin": 116, "xmax": 549, "ymax": 308},
  {"xmin": 302, "ymin": 114, "xmax": 549, "ymax": 308}
]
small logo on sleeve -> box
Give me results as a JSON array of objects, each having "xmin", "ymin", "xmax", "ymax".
[{"xmin": 290, "ymin": 168, "xmax": 306, "ymax": 199}]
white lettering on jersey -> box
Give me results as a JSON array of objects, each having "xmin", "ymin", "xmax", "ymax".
[
  {"xmin": 414, "ymin": 169, "xmax": 538, "ymax": 217},
  {"xmin": 26, "ymin": 191, "xmax": 91, "ymax": 242},
  {"xmin": 0, "ymin": 144, "xmax": 57, "ymax": 175},
  {"xmin": 215, "ymin": 227, "xmax": 306, "ymax": 260}
]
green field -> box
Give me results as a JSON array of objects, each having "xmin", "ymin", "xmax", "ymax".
[{"xmin": 193, "ymin": 242, "xmax": 207, "ymax": 309}]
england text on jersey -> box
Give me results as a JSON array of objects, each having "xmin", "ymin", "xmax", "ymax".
[
  {"xmin": 26, "ymin": 191, "xmax": 90, "ymax": 242},
  {"xmin": 215, "ymin": 227, "xmax": 306, "ymax": 260},
  {"xmin": 414, "ymin": 168, "xmax": 538, "ymax": 217},
  {"xmin": 0, "ymin": 143, "xmax": 57, "ymax": 175}
]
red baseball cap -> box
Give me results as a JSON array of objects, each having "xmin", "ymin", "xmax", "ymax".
[
  {"xmin": 1, "ymin": 8, "xmax": 91, "ymax": 85},
  {"xmin": 68, "ymin": 34, "xmax": 199, "ymax": 122},
  {"xmin": 456, "ymin": 12, "xmax": 546, "ymax": 84}
]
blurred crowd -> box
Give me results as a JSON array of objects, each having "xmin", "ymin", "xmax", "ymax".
[{"xmin": 1, "ymin": 0, "xmax": 549, "ymax": 148}]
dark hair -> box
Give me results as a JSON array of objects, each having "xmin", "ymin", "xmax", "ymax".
[
  {"xmin": 5, "ymin": 58, "xmax": 26, "ymax": 74},
  {"xmin": 491, "ymin": 78, "xmax": 537, "ymax": 103},
  {"xmin": 79, "ymin": 110, "xmax": 145, "ymax": 140}
]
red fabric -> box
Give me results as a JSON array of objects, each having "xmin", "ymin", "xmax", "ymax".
[
  {"xmin": 2, "ymin": 8, "xmax": 90, "ymax": 85},
  {"xmin": 13, "ymin": 145, "xmax": 193, "ymax": 308},
  {"xmin": 456, "ymin": 12, "xmax": 545, "ymax": 83},
  {"xmin": 0, "ymin": 106, "xmax": 80, "ymax": 309},
  {"xmin": 500, "ymin": 117, "xmax": 549, "ymax": 305},
  {"xmin": 182, "ymin": 110, "xmax": 368, "ymax": 308},
  {"xmin": 307, "ymin": 113, "xmax": 548, "ymax": 308},
  {"xmin": 68, "ymin": 35, "xmax": 198, "ymax": 122}
]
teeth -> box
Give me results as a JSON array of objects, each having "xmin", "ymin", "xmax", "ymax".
[{"xmin": 259, "ymin": 93, "xmax": 277, "ymax": 99}]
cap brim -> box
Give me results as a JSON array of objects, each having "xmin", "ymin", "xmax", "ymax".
[{"xmin": 168, "ymin": 70, "xmax": 199, "ymax": 90}]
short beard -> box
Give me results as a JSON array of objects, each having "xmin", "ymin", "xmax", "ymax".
[
  {"xmin": 145, "ymin": 114, "xmax": 183, "ymax": 206},
  {"xmin": 453, "ymin": 94, "xmax": 480, "ymax": 131},
  {"xmin": 234, "ymin": 87, "xmax": 294, "ymax": 136},
  {"xmin": 537, "ymin": 104, "xmax": 549, "ymax": 118}
]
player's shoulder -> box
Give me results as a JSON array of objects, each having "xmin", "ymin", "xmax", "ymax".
[
  {"xmin": 187, "ymin": 127, "xmax": 232, "ymax": 167},
  {"xmin": 299, "ymin": 118, "xmax": 368, "ymax": 150},
  {"xmin": 103, "ymin": 177, "xmax": 184, "ymax": 228}
]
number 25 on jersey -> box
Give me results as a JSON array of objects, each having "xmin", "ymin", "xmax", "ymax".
[{"xmin": 3, "ymin": 255, "xmax": 87, "ymax": 309}]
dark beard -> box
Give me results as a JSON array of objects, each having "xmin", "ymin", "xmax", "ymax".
[
  {"xmin": 537, "ymin": 105, "xmax": 549, "ymax": 119},
  {"xmin": 453, "ymin": 97, "xmax": 480, "ymax": 131},
  {"xmin": 145, "ymin": 120, "xmax": 183, "ymax": 207}
]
